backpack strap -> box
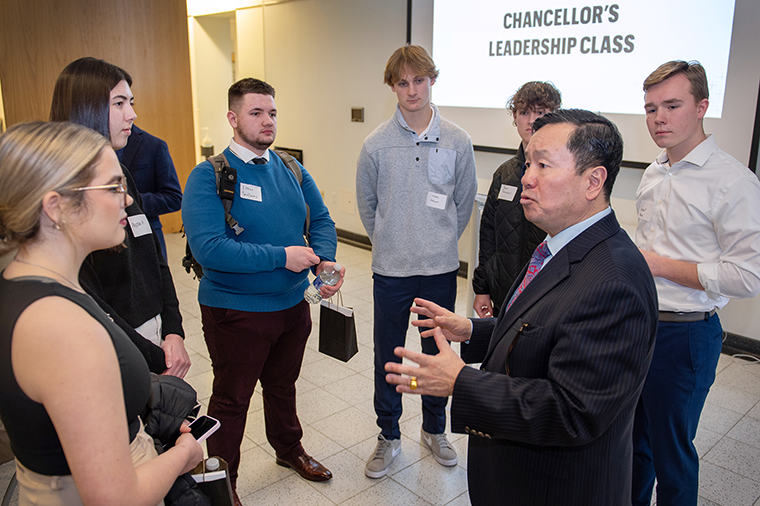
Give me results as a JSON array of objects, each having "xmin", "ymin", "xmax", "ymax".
[
  {"xmin": 208, "ymin": 153, "xmax": 244, "ymax": 236},
  {"xmin": 273, "ymin": 150, "xmax": 311, "ymax": 245}
]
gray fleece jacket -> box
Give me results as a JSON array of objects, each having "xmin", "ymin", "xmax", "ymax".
[{"xmin": 356, "ymin": 105, "xmax": 477, "ymax": 277}]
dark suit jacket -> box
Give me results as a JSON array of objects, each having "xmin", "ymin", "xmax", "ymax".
[
  {"xmin": 118, "ymin": 125, "xmax": 182, "ymax": 232},
  {"xmin": 454, "ymin": 211, "xmax": 658, "ymax": 506}
]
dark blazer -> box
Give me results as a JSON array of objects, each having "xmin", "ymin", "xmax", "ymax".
[
  {"xmin": 453, "ymin": 211, "xmax": 658, "ymax": 506},
  {"xmin": 118, "ymin": 125, "xmax": 183, "ymax": 233}
]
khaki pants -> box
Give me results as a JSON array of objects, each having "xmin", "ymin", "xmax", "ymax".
[{"xmin": 15, "ymin": 422, "xmax": 164, "ymax": 506}]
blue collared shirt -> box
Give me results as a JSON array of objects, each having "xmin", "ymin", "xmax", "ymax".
[{"xmin": 540, "ymin": 206, "xmax": 612, "ymax": 270}]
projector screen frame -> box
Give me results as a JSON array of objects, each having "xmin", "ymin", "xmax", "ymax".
[{"xmin": 413, "ymin": 0, "xmax": 760, "ymax": 173}]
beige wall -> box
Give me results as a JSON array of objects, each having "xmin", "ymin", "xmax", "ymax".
[
  {"xmin": 189, "ymin": 13, "xmax": 235, "ymax": 162},
  {"xmin": 191, "ymin": 0, "xmax": 409, "ymax": 237},
  {"xmin": 0, "ymin": 0, "xmax": 195, "ymax": 233}
]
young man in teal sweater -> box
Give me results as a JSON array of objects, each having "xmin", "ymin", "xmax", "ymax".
[{"xmin": 183, "ymin": 78, "xmax": 344, "ymax": 504}]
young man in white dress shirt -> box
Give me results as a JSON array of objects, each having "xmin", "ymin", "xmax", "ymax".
[{"xmin": 632, "ymin": 60, "xmax": 760, "ymax": 506}]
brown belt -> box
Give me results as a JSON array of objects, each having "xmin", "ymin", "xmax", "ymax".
[{"xmin": 658, "ymin": 309, "xmax": 716, "ymax": 323}]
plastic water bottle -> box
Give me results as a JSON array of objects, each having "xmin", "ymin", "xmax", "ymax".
[{"xmin": 304, "ymin": 263, "xmax": 342, "ymax": 304}]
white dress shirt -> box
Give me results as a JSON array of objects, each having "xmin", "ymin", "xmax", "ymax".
[
  {"xmin": 229, "ymin": 138, "xmax": 270, "ymax": 163},
  {"xmin": 635, "ymin": 135, "xmax": 760, "ymax": 312}
]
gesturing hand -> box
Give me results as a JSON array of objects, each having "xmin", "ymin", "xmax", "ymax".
[
  {"xmin": 385, "ymin": 326, "xmax": 465, "ymax": 398},
  {"xmin": 410, "ymin": 298, "xmax": 472, "ymax": 342}
]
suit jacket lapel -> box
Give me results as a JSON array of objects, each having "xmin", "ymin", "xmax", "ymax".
[
  {"xmin": 482, "ymin": 249, "xmax": 570, "ymax": 369},
  {"xmin": 481, "ymin": 211, "xmax": 621, "ymax": 370}
]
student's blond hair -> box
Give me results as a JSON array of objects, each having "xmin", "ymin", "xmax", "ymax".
[
  {"xmin": 384, "ymin": 45, "xmax": 439, "ymax": 86},
  {"xmin": 644, "ymin": 60, "xmax": 709, "ymax": 103},
  {"xmin": 0, "ymin": 121, "xmax": 108, "ymax": 255}
]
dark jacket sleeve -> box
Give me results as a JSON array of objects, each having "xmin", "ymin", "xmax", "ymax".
[
  {"xmin": 157, "ymin": 240, "xmax": 184, "ymax": 339},
  {"xmin": 461, "ymin": 317, "xmax": 497, "ymax": 364},
  {"xmin": 138, "ymin": 138, "xmax": 183, "ymax": 217},
  {"xmin": 472, "ymin": 168, "xmax": 503, "ymax": 295}
]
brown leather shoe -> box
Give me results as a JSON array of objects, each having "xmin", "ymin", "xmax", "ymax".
[
  {"xmin": 276, "ymin": 452, "xmax": 333, "ymax": 482},
  {"xmin": 232, "ymin": 490, "xmax": 243, "ymax": 506}
]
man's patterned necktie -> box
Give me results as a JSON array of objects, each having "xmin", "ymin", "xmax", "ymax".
[{"xmin": 505, "ymin": 241, "xmax": 550, "ymax": 311}]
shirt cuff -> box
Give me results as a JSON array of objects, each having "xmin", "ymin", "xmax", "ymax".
[
  {"xmin": 465, "ymin": 319, "xmax": 474, "ymax": 344},
  {"xmin": 697, "ymin": 262, "xmax": 721, "ymax": 299}
]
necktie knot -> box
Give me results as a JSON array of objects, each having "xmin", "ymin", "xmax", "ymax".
[{"xmin": 252, "ymin": 157, "xmax": 267, "ymax": 165}]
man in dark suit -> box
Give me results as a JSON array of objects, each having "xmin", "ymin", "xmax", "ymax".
[
  {"xmin": 386, "ymin": 109, "xmax": 659, "ymax": 506},
  {"xmin": 117, "ymin": 125, "xmax": 183, "ymax": 260}
]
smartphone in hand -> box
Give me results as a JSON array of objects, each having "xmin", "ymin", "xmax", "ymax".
[{"xmin": 188, "ymin": 415, "xmax": 221, "ymax": 444}]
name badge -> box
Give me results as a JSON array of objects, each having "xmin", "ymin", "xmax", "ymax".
[
  {"xmin": 240, "ymin": 183, "xmax": 262, "ymax": 202},
  {"xmin": 498, "ymin": 184, "xmax": 518, "ymax": 201},
  {"xmin": 128, "ymin": 214, "xmax": 152, "ymax": 238},
  {"xmin": 426, "ymin": 191, "xmax": 447, "ymax": 210}
]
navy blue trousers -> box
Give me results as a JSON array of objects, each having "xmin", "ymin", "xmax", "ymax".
[
  {"xmin": 373, "ymin": 271, "xmax": 458, "ymax": 439},
  {"xmin": 632, "ymin": 313, "xmax": 723, "ymax": 506}
]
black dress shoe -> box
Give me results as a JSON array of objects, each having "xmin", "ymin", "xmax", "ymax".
[{"xmin": 276, "ymin": 452, "xmax": 333, "ymax": 482}]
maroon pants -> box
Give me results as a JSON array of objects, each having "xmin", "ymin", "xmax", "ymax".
[{"xmin": 200, "ymin": 301, "xmax": 311, "ymax": 487}]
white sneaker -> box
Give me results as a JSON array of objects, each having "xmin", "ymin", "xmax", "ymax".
[
  {"xmin": 365, "ymin": 434, "xmax": 401, "ymax": 478},
  {"xmin": 421, "ymin": 429, "xmax": 458, "ymax": 466}
]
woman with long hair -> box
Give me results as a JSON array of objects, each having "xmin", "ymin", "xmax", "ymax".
[{"xmin": 50, "ymin": 57, "xmax": 190, "ymax": 377}]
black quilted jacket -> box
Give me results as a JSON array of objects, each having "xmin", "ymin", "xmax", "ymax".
[
  {"xmin": 472, "ymin": 145, "xmax": 546, "ymax": 313},
  {"xmin": 141, "ymin": 374, "xmax": 211, "ymax": 506}
]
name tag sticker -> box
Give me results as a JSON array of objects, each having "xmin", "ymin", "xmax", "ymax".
[
  {"xmin": 240, "ymin": 183, "xmax": 262, "ymax": 202},
  {"xmin": 498, "ymin": 184, "xmax": 518, "ymax": 201},
  {"xmin": 638, "ymin": 204, "xmax": 652, "ymax": 222},
  {"xmin": 426, "ymin": 191, "xmax": 447, "ymax": 210},
  {"xmin": 128, "ymin": 214, "xmax": 152, "ymax": 238}
]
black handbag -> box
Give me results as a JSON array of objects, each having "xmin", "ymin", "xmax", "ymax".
[{"xmin": 319, "ymin": 291, "xmax": 358, "ymax": 362}]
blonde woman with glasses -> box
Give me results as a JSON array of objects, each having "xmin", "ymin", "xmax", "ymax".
[{"xmin": 0, "ymin": 121, "xmax": 202, "ymax": 506}]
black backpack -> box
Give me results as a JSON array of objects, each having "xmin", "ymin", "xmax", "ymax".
[{"xmin": 182, "ymin": 150, "xmax": 310, "ymax": 280}]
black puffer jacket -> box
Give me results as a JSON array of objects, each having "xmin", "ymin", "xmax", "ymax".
[
  {"xmin": 141, "ymin": 374, "xmax": 210, "ymax": 506},
  {"xmin": 142, "ymin": 374, "xmax": 199, "ymax": 447},
  {"xmin": 472, "ymin": 145, "xmax": 546, "ymax": 312}
]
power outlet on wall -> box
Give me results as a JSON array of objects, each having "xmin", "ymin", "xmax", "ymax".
[{"xmin": 339, "ymin": 190, "xmax": 355, "ymax": 214}]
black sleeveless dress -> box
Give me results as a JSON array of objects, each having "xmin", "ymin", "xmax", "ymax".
[{"xmin": 0, "ymin": 275, "xmax": 151, "ymax": 476}]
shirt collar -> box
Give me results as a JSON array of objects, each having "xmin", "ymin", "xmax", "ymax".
[
  {"xmin": 395, "ymin": 104, "xmax": 440, "ymax": 141},
  {"xmin": 418, "ymin": 104, "xmax": 438, "ymax": 138},
  {"xmin": 655, "ymin": 134, "xmax": 717, "ymax": 169},
  {"xmin": 229, "ymin": 138, "xmax": 270, "ymax": 164},
  {"xmin": 545, "ymin": 206, "xmax": 612, "ymax": 259}
]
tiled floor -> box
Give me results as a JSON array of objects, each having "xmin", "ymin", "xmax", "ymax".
[
  {"xmin": 3, "ymin": 233, "xmax": 760, "ymax": 505},
  {"xmin": 165, "ymin": 233, "xmax": 760, "ymax": 506}
]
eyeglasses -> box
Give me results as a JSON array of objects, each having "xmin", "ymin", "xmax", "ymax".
[{"xmin": 72, "ymin": 181, "xmax": 129, "ymax": 207}]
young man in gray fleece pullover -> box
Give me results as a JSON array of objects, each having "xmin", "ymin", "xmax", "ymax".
[{"xmin": 356, "ymin": 44, "xmax": 477, "ymax": 479}]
